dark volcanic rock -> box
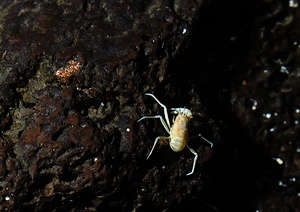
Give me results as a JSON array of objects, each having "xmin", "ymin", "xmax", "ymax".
[
  {"xmin": 1, "ymin": 0, "xmax": 300, "ymax": 211},
  {"xmin": 0, "ymin": 0, "xmax": 217, "ymax": 211}
]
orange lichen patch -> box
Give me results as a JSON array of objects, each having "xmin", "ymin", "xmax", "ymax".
[{"xmin": 55, "ymin": 60, "xmax": 81, "ymax": 82}]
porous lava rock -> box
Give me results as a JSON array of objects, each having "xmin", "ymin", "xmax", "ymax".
[
  {"xmin": 2, "ymin": 0, "xmax": 300, "ymax": 211},
  {"xmin": 0, "ymin": 0, "xmax": 216, "ymax": 211}
]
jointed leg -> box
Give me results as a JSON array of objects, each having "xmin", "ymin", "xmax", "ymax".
[
  {"xmin": 189, "ymin": 134, "xmax": 213, "ymax": 148},
  {"xmin": 170, "ymin": 108, "xmax": 180, "ymax": 113},
  {"xmin": 137, "ymin": 115, "xmax": 170, "ymax": 134},
  {"xmin": 145, "ymin": 93, "xmax": 171, "ymax": 129},
  {"xmin": 186, "ymin": 145, "xmax": 198, "ymax": 176},
  {"xmin": 147, "ymin": 136, "xmax": 170, "ymax": 160}
]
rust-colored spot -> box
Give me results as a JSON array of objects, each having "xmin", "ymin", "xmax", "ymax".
[{"xmin": 55, "ymin": 60, "xmax": 81, "ymax": 82}]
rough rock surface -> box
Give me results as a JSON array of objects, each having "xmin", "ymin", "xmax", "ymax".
[{"xmin": 0, "ymin": 0, "xmax": 299, "ymax": 211}]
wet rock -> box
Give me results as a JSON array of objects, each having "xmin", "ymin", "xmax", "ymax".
[
  {"xmin": 2, "ymin": 0, "xmax": 299, "ymax": 211},
  {"xmin": 0, "ymin": 0, "xmax": 216, "ymax": 211}
]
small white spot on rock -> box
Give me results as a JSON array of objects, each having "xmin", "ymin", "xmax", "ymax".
[
  {"xmin": 289, "ymin": 0, "xmax": 298, "ymax": 7},
  {"xmin": 264, "ymin": 113, "xmax": 271, "ymax": 119},
  {"xmin": 280, "ymin": 66, "xmax": 289, "ymax": 74},
  {"xmin": 252, "ymin": 100, "xmax": 258, "ymax": 110},
  {"xmin": 273, "ymin": 157, "xmax": 284, "ymax": 165}
]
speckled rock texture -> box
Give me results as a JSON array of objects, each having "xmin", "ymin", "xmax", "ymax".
[{"xmin": 0, "ymin": 0, "xmax": 299, "ymax": 211}]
